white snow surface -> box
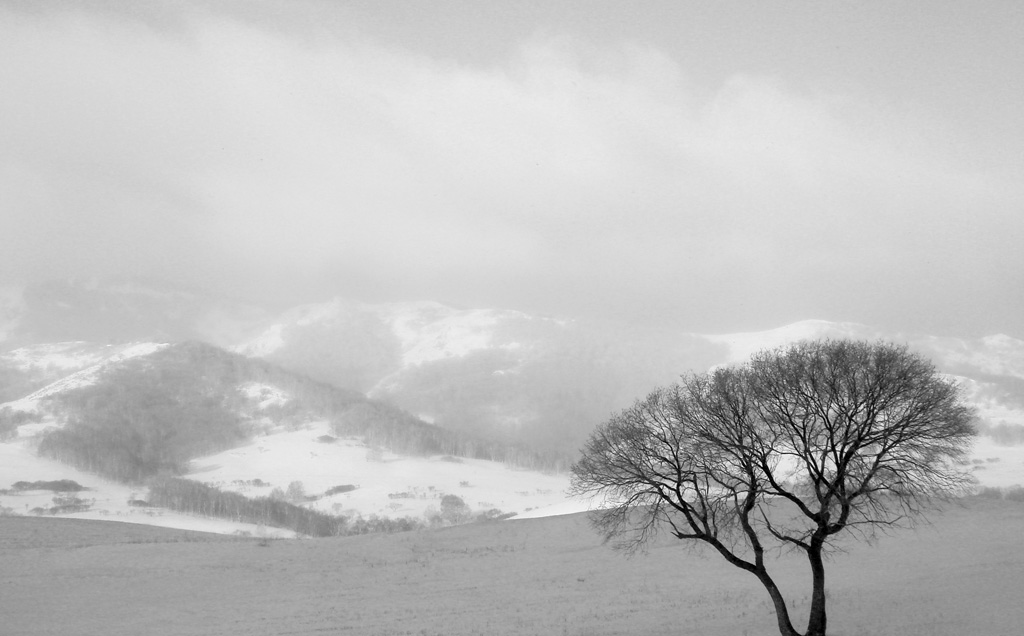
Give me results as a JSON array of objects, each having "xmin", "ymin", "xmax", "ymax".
[
  {"xmin": 5, "ymin": 420, "xmax": 1023, "ymax": 536},
  {"xmin": 1, "ymin": 400, "xmax": 578, "ymax": 536},
  {"xmin": 236, "ymin": 323, "xmax": 286, "ymax": 358},
  {"xmin": 0, "ymin": 435, "xmax": 294, "ymax": 537},
  {"xmin": 233, "ymin": 298, "xmax": 353, "ymax": 358},
  {"xmin": 188, "ymin": 419, "xmax": 570, "ymax": 521},
  {"xmin": 373, "ymin": 301, "xmax": 507, "ymax": 367},
  {"xmin": 239, "ymin": 382, "xmax": 291, "ymax": 410},
  {"xmin": 2, "ymin": 341, "xmax": 115, "ymax": 372}
]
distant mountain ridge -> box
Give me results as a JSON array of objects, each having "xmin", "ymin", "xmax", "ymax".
[
  {"xmin": 235, "ymin": 302, "xmax": 1024, "ymax": 451},
  {"xmin": 2, "ymin": 279, "xmax": 1023, "ymax": 452}
]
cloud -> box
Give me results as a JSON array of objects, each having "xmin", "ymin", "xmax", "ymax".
[{"xmin": 1, "ymin": 3, "xmax": 1021, "ymax": 335}]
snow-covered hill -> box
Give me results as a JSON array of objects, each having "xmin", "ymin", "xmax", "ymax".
[
  {"xmin": 237, "ymin": 299, "xmax": 542, "ymax": 365},
  {"xmin": 0, "ymin": 341, "xmax": 581, "ymax": 535},
  {"xmin": 234, "ymin": 305, "xmax": 1024, "ymax": 494},
  {"xmin": 237, "ymin": 302, "xmax": 1024, "ymax": 447},
  {"xmin": 1, "ymin": 341, "xmax": 169, "ymax": 412},
  {"xmin": 233, "ymin": 297, "xmax": 562, "ymax": 397},
  {"xmin": 707, "ymin": 320, "xmax": 1024, "ymax": 434},
  {"xmin": 708, "ymin": 319, "xmax": 1024, "ymax": 381}
]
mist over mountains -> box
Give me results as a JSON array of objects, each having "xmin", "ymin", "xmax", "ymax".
[
  {"xmin": 3, "ymin": 277, "xmax": 1023, "ymax": 455},
  {"xmin": 2, "ymin": 277, "xmax": 1023, "ymax": 535},
  {"xmin": 0, "ymin": 278, "xmax": 271, "ymax": 349}
]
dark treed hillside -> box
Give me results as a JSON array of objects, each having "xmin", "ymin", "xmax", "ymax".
[
  {"xmin": 38, "ymin": 344, "xmax": 251, "ymax": 481},
  {"xmin": 35, "ymin": 342, "xmax": 570, "ymax": 483}
]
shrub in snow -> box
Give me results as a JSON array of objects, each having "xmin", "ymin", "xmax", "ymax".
[
  {"xmin": 440, "ymin": 494, "xmax": 471, "ymax": 525},
  {"xmin": 11, "ymin": 479, "xmax": 87, "ymax": 492},
  {"xmin": 324, "ymin": 484, "xmax": 357, "ymax": 496},
  {"xmin": 285, "ymin": 481, "xmax": 306, "ymax": 503},
  {"xmin": 1005, "ymin": 485, "xmax": 1024, "ymax": 502}
]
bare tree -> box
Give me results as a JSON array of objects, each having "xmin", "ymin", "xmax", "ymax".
[{"xmin": 570, "ymin": 339, "xmax": 975, "ymax": 636}]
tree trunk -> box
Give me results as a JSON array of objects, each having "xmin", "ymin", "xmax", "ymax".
[
  {"xmin": 805, "ymin": 542, "xmax": 828, "ymax": 636},
  {"xmin": 754, "ymin": 569, "xmax": 802, "ymax": 636}
]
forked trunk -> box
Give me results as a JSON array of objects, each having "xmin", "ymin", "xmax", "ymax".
[
  {"xmin": 754, "ymin": 569, "xmax": 801, "ymax": 636},
  {"xmin": 805, "ymin": 542, "xmax": 828, "ymax": 636}
]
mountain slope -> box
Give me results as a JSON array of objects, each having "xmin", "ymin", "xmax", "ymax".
[
  {"xmin": 237, "ymin": 298, "xmax": 729, "ymax": 454},
  {"xmin": 236, "ymin": 302, "xmax": 1024, "ymax": 457},
  {"xmin": 0, "ymin": 340, "xmax": 577, "ymax": 534}
]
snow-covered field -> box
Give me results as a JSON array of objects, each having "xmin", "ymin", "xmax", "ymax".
[
  {"xmin": 3, "ymin": 409, "xmax": 1021, "ymax": 537},
  {"xmin": 0, "ymin": 410, "xmax": 580, "ymax": 536},
  {"xmin": 188, "ymin": 418, "xmax": 573, "ymax": 521},
  {"xmin": 4, "ymin": 498, "xmax": 1022, "ymax": 636},
  {"xmin": 0, "ymin": 437, "xmax": 295, "ymax": 537}
]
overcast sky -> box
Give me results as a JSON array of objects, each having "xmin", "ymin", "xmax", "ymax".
[{"xmin": 1, "ymin": 0, "xmax": 1022, "ymax": 337}]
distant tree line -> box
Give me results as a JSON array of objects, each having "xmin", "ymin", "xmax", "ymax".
[
  {"xmin": 147, "ymin": 477, "xmax": 346, "ymax": 537},
  {"xmin": 8, "ymin": 479, "xmax": 86, "ymax": 492},
  {"xmin": 147, "ymin": 477, "xmax": 435, "ymax": 537}
]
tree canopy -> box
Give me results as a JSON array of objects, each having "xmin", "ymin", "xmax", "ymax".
[{"xmin": 571, "ymin": 339, "xmax": 976, "ymax": 636}]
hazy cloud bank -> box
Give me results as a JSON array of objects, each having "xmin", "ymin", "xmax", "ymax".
[{"xmin": 1, "ymin": 2, "xmax": 1021, "ymax": 336}]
